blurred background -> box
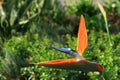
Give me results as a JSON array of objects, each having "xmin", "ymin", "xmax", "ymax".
[{"xmin": 0, "ymin": 0, "xmax": 120, "ymax": 80}]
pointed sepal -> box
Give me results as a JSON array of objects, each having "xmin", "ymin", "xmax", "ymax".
[
  {"xmin": 77, "ymin": 15, "xmax": 88, "ymax": 55},
  {"xmin": 36, "ymin": 59, "xmax": 104, "ymax": 73},
  {"xmin": 52, "ymin": 47, "xmax": 72, "ymax": 54}
]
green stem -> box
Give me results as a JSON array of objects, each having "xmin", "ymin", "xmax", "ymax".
[
  {"xmin": 102, "ymin": 72, "xmax": 109, "ymax": 80},
  {"xmin": 104, "ymin": 15, "xmax": 112, "ymax": 46}
]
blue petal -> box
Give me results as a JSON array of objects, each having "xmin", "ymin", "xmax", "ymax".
[{"xmin": 52, "ymin": 47, "xmax": 71, "ymax": 54}]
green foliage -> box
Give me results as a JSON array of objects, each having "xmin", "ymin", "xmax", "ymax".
[
  {"xmin": 0, "ymin": 0, "xmax": 44, "ymax": 41},
  {"xmin": 87, "ymin": 31, "xmax": 120, "ymax": 80},
  {"xmin": 66, "ymin": 30, "xmax": 120, "ymax": 80},
  {"xmin": 104, "ymin": 0, "xmax": 120, "ymax": 15},
  {"xmin": 67, "ymin": 0, "xmax": 106, "ymax": 34},
  {"xmin": 0, "ymin": 0, "xmax": 120, "ymax": 80},
  {"xmin": 0, "ymin": 48, "xmax": 28, "ymax": 80},
  {"xmin": 0, "ymin": 31, "xmax": 119, "ymax": 80}
]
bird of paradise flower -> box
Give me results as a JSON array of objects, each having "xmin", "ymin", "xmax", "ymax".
[{"xmin": 36, "ymin": 15, "xmax": 104, "ymax": 73}]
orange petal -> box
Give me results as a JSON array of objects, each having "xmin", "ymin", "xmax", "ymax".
[
  {"xmin": 36, "ymin": 59, "xmax": 104, "ymax": 73},
  {"xmin": 77, "ymin": 15, "xmax": 88, "ymax": 55},
  {"xmin": 37, "ymin": 58, "xmax": 79, "ymax": 65}
]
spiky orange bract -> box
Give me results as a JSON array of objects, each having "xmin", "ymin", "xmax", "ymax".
[
  {"xmin": 37, "ymin": 59, "xmax": 104, "ymax": 73},
  {"xmin": 77, "ymin": 15, "xmax": 88, "ymax": 55},
  {"xmin": 38, "ymin": 58, "xmax": 82, "ymax": 65}
]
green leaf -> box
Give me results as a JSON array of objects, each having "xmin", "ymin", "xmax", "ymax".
[
  {"xmin": 10, "ymin": 9, "xmax": 17, "ymax": 26},
  {"xmin": 0, "ymin": 5, "xmax": 6, "ymax": 27}
]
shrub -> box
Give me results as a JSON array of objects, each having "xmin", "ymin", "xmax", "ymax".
[{"xmin": 0, "ymin": 31, "xmax": 119, "ymax": 80}]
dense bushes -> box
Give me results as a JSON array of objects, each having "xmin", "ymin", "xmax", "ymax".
[
  {"xmin": 0, "ymin": 0, "xmax": 120, "ymax": 80},
  {"xmin": 0, "ymin": 31, "xmax": 120, "ymax": 80}
]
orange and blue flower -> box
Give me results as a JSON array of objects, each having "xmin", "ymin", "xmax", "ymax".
[{"xmin": 36, "ymin": 15, "xmax": 104, "ymax": 73}]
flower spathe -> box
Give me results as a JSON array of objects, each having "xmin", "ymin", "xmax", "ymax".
[{"xmin": 36, "ymin": 15, "xmax": 104, "ymax": 73}]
